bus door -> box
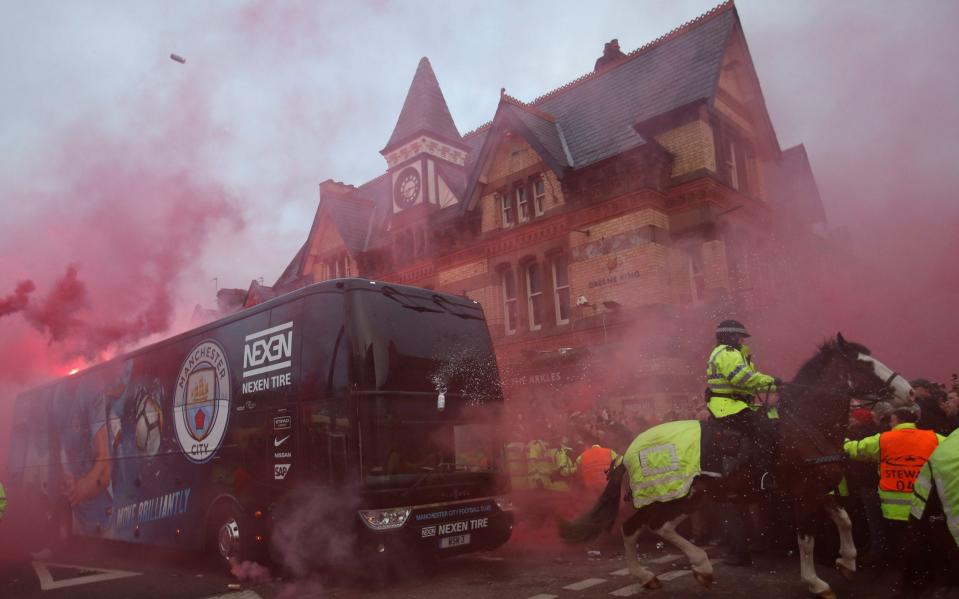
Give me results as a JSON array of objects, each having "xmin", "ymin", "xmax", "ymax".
[{"xmin": 303, "ymin": 401, "xmax": 350, "ymax": 486}]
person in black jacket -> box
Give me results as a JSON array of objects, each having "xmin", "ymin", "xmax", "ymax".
[{"xmin": 917, "ymin": 386, "xmax": 958, "ymax": 436}]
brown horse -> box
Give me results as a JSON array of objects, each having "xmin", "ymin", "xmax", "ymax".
[{"xmin": 560, "ymin": 334, "xmax": 914, "ymax": 598}]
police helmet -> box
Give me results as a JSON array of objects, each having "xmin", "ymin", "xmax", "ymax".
[{"xmin": 715, "ymin": 320, "xmax": 750, "ymax": 338}]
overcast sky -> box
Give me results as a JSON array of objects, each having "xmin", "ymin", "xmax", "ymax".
[{"xmin": 1, "ymin": 0, "xmax": 957, "ymax": 377}]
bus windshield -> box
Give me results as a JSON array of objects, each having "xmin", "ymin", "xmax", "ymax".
[
  {"xmin": 349, "ymin": 286, "xmax": 502, "ymax": 399},
  {"xmin": 349, "ymin": 286, "xmax": 503, "ymax": 488}
]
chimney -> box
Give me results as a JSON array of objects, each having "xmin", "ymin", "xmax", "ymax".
[
  {"xmin": 594, "ymin": 38, "xmax": 625, "ymax": 71},
  {"xmin": 320, "ymin": 179, "xmax": 356, "ymax": 197}
]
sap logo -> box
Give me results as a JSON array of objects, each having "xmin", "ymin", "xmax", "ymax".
[
  {"xmin": 243, "ymin": 322, "xmax": 293, "ymax": 378},
  {"xmin": 274, "ymin": 463, "xmax": 291, "ymax": 480}
]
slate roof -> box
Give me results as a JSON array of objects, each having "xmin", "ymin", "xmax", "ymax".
[
  {"xmin": 527, "ymin": 2, "xmax": 735, "ymax": 168},
  {"xmin": 273, "ymin": 242, "xmax": 307, "ymax": 288},
  {"xmin": 322, "ymin": 193, "xmax": 376, "ymax": 254},
  {"xmin": 288, "ymin": 1, "xmax": 745, "ymax": 273},
  {"xmin": 383, "ymin": 57, "xmax": 465, "ymax": 152},
  {"xmin": 504, "ymin": 101, "xmax": 572, "ymax": 169}
]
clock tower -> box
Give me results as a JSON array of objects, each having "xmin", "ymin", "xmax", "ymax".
[{"xmin": 381, "ymin": 57, "xmax": 469, "ymax": 221}]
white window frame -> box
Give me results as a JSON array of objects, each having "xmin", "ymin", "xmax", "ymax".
[
  {"xmin": 533, "ymin": 178, "xmax": 546, "ymax": 216},
  {"xmin": 688, "ymin": 247, "xmax": 705, "ymax": 305},
  {"xmin": 551, "ymin": 254, "xmax": 570, "ymax": 325},
  {"xmin": 516, "ymin": 186, "xmax": 530, "ymax": 223},
  {"xmin": 525, "ymin": 262, "xmax": 543, "ymax": 331},
  {"xmin": 501, "ymin": 268, "xmax": 518, "ymax": 335},
  {"xmin": 727, "ymin": 140, "xmax": 739, "ymax": 190},
  {"xmin": 500, "ymin": 192, "xmax": 514, "ymax": 227}
]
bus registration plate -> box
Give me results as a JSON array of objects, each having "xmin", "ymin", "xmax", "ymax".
[{"xmin": 439, "ymin": 534, "xmax": 470, "ymax": 549}]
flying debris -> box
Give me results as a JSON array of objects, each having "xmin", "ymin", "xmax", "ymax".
[{"xmin": 169, "ymin": 53, "xmax": 186, "ymax": 64}]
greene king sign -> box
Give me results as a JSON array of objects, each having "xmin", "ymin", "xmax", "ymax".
[{"xmin": 242, "ymin": 321, "xmax": 294, "ymax": 394}]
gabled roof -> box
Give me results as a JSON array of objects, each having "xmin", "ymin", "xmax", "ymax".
[
  {"xmin": 382, "ymin": 57, "xmax": 466, "ymax": 153},
  {"xmin": 273, "ymin": 242, "xmax": 307, "ymax": 289},
  {"xmin": 285, "ymin": 2, "xmax": 767, "ymax": 269},
  {"xmin": 461, "ymin": 96, "xmax": 573, "ymax": 211},
  {"xmin": 244, "ymin": 279, "xmax": 280, "ymax": 308},
  {"xmin": 531, "ymin": 2, "xmax": 736, "ymax": 168},
  {"xmin": 322, "ymin": 194, "xmax": 376, "ymax": 254},
  {"xmin": 767, "ymin": 144, "xmax": 826, "ymax": 226}
]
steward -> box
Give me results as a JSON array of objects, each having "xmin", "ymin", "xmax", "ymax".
[
  {"xmin": 844, "ymin": 405, "xmax": 944, "ymax": 522},
  {"xmin": 576, "ymin": 444, "xmax": 619, "ymax": 492}
]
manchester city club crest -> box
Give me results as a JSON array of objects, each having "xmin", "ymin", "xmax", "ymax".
[{"xmin": 173, "ymin": 340, "xmax": 231, "ymax": 463}]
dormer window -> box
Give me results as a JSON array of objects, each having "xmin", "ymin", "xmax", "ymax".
[
  {"xmin": 500, "ymin": 192, "xmax": 514, "ymax": 227},
  {"xmin": 533, "ymin": 178, "xmax": 546, "ymax": 216},
  {"xmin": 516, "ymin": 186, "xmax": 530, "ymax": 222},
  {"xmin": 498, "ymin": 174, "xmax": 549, "ymax": 230}
]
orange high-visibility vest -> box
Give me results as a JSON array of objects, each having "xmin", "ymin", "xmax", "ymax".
[
  {"xmin": 879, "ymin": 428, "xmax": 940, "ymax": 493},
  {"xmin": 578, "ymin": 446, "xmax": 615, "ymax": 491}
]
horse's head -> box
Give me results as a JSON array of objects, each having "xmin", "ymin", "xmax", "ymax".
[{"xmin": 834, "ymin": 332, "xmax": 914, "ymax": 406}]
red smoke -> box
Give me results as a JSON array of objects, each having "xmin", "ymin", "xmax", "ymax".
[
  {"xmin": 0, "ymin": 280, "xmax": 35, "ymax": 317},
  {"xmin": 0, "ymin": 66, "xmax": 245, "ymax": 477}
]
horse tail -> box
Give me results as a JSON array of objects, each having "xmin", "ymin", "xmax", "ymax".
[{"xmin": 558, "ymin": 463, "xmax": 626, "ymax": 543}]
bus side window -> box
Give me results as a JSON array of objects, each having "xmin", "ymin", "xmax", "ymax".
[
  {"xmin": 300, "ymin": 292, "xmax": 347, "ymax": 397},
  {"xmin": 329, "ymin": 432, "xmax": 347, "ymax": 485},
  {"xmin": 304, "ymin": 402, "xmax": 333, "ymax": 484}
]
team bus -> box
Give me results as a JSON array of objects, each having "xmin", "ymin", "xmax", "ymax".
[{"xmin": 5, "ymin": 279, "xmax": 513, "ymax": 567}]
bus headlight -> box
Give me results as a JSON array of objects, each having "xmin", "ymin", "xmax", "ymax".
[
  {"xmin": 358, "ymin": 507, "xmax": 412, "ymax": 530},
  {"xmin": 494, "ymin": 495, "xmax": 514, "ymax": 512}
]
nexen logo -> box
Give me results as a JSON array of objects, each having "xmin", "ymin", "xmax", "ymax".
[{"xmin": 243, "ymin": 321, "xmax": 293, "ymax": 378}]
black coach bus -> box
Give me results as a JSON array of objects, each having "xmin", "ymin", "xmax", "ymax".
[{"xmin": 5, "ymin": 279, "xmax": 513, "ymax": 566}]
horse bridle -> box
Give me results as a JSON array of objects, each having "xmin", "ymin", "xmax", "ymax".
[{"xmin": 777, "ymin": 368, "xmax": 905, "ymax": 467}]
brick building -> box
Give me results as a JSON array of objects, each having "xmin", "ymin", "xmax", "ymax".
[{"xmin": 229, "ymin": 2, "xmax": 825, "ymax": 418}]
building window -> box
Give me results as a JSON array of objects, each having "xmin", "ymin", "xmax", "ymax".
[
  {"xmin": 525, "ymin": 262, "xmax": 544, "ymax": 331},
  {"xmin": 551, "ymin": 254, "xmax": 570, "ymax": 324},
  {"xmin": 324, "ymin": 253, "xmax": 350, "ymax": 279},
  {"xmin": 500, "ymin": 192, "xmax": 514, "ymax": 227},
  {"xmin": 414, "ymin": 228, "xmax": 427, "ymax": 257},
  {"xmin": 516, "ymin": 186, "xmax": 530, "ymax": 222},
  {"xmin": 501, "ymin": 268, "xmax": 518, "ymax": 335},
  {"xmin": 533, "ymin": 178, "xmax": 546, "ymax": 216},
  {"xmin": 688, "ymin": 246, "xmax": 705, "ymax": 304},
  {"xmin": 727, "ymin": 140, "xmax": 739, "ymax": 190}
]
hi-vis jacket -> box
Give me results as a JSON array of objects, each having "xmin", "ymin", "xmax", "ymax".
[
  {"xmin": 576, "ymin": 445, "xmax": 619, "ymax": 491},
  {"xmin": 505, "ymin": 441, "xmax": 529, "ymax": 491},
  {"xmin": 527, "ymin": 440, "xmax": 576, "ymax": 492},
  {"xmin": 0, "ymin": 481, "xmax": 6, "ymax": 520},
  {"xmin": 706, "ymin": 344, "xmax": 777, "ymax": 419},
  {"xmin": 844, "ymin": 423, "xmax": 944, "ymax": 521},
  {"xmin": 912, "ymin": 428, "xmax": 959, "ymax": 548}
]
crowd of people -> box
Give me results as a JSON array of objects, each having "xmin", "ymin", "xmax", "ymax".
[{"xmin": 501, "ymin": 371, "xmax": 959, "ymax": 590}]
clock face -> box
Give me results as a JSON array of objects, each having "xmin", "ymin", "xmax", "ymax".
[{"xmin": 394, "ymin": 167, "xmax": 421, "ymax": 210}]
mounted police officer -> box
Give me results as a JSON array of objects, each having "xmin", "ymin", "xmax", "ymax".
[{"xmin": 706, "ymin": 320, "xmax": 780, "ymax": 489}]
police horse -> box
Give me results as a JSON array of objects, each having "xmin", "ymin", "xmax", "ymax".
[{"xmin": 560, "ymin": 334, "xmax": 914, "ymax": 598}]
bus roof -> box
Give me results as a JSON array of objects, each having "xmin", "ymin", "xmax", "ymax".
[{"xmin": 15, "ymin": 278, "xmax": 486, "ymax": 400}]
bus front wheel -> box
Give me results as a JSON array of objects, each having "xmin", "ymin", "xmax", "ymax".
[{"xmin": 208, "ymin": 502, "xmax": 251, "ymax": 569}]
